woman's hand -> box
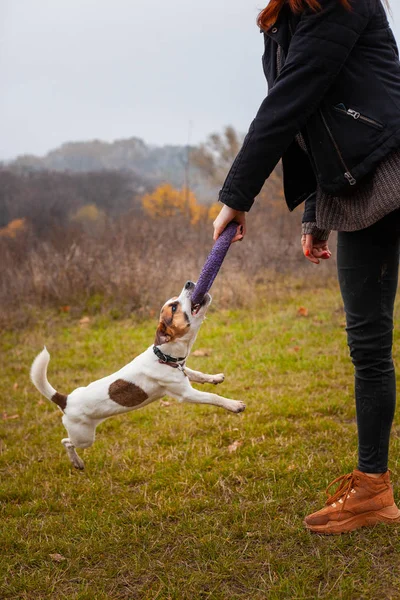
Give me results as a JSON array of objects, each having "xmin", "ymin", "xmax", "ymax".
[
  {"xmin": 213, "ymin": 205, "xmax": 246, "ymax": 242},
  {"xmin": 301, "ymin": 234, "xmax": 331, "ymax": 265}
]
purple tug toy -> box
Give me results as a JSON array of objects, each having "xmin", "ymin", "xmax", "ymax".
[{"xmin": 191, "ymin": 221, "xmax": 238, "ymax": 307}]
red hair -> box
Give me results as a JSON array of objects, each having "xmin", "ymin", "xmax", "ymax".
[{"xmin": 257, "ymin": 0, "xmax": 351, "ymax": 30}]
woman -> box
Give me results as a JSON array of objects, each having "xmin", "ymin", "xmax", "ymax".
[{"xmin": 213, "ymin": 0, "xmax": 400, "ymax": 534}]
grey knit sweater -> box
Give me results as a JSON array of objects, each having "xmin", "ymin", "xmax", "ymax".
[{"xmin": 307, "ymin": 147, "xmax": 400, "ymax": 239}]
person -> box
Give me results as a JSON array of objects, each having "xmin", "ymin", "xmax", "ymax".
[{"xmin": 213, "ymin": 0, "xmax": 400, "ymax": 534}]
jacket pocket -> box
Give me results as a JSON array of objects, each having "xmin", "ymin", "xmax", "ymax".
[{"xmin": 333, "ymin": 103, "xmax": 384, "ymax": 131}]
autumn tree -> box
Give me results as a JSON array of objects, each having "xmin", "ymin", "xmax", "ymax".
[
  {"xmin": 0, "ymin": 218, "xmax": 27, "ymax": 238},
  {"xmin": 191, "ymin": 126, "xmax": 296, "ymax": 235},
  {"xmin": 190, "ymin": 126, "xmax": 243, "ymax": 187},
  {"xmin": 141, "ymin": 183, "xmax": 219, "ymax": 225},
  {"xmin": 71, "ymin": 204, "xmax": 105, "ymax": 223}
]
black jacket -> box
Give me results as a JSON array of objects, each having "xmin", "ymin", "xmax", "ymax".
[{"xmin": 219, "ymin": 0, "xmax": 400, "ymax": 213}]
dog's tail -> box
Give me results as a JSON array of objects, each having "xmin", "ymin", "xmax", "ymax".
[{"xmin": 30, "ymin": 347, "xmax": 68, "ymax": 412}]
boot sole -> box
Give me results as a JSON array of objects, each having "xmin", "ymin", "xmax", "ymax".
[{"xmin": 304, "ymin": 504, "xmax": 400, "ymax": 535}]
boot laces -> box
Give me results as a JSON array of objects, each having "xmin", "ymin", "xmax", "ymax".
[{"xmin": 325, "ymin": 472, "xmax": 357, "ymax": 510}]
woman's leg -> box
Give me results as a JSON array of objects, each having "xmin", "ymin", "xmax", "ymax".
[
  {"xmin": 304, "ymin": 211, "xmax": 400, "ymax": 534},
  {"xmin": 337, "ymin": 212, "xmax": 400, "ymax": 473}
]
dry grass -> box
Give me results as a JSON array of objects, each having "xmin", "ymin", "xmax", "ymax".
[{"xmin": 0, "ymin": 205, "xmax": 336, "ymax": 329}]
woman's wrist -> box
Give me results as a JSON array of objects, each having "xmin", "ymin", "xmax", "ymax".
[
  {"xmin": 213, "ymin": 204, "xmax": 246, "ymax": 242},
  {"xmin": 301, "ymin": 221, "xmax": 331, "ymax": 241}
]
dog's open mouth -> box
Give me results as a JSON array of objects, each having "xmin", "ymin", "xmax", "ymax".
[
  {"xmin": 191, "ymin": 301, "xmax": 202, "ymax": 316},
  {"xmin": 191, "ymin": 294, "xmax": 209, "ymax": 316}
]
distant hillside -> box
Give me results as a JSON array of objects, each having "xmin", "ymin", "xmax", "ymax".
[{"xmin": 9, "ymin": 137, "xmax": 197, "ymax": 189}]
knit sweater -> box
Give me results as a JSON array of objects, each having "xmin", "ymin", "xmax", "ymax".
[{"xmin": 308, "ymin": 147, "xmax": 400, "ymax": 238}]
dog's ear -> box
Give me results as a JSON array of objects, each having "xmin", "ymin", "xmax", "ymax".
[{"xmin": 154, "ymin": 321, "xmax": 172, "ymax": 346}]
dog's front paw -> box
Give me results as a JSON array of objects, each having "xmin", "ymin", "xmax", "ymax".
[
  {"xmin": 226, "ymin": 400, "xmax": 246, "ymax": 413},
  {"xmin": 210, "ymin": 373, "xmax": 225, "ymax": 385}
]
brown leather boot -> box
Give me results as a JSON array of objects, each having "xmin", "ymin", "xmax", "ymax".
[{"xmin": 304, "ymin": 470, "xmax": 400, "ymax": 534}]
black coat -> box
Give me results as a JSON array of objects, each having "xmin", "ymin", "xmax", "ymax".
[{"xmin": 219, "ymin": 0, "xmax": 400, "ymax": 213}]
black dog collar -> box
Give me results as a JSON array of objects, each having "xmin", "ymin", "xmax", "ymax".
[{"xmin": 153, "ymin": 345, "xmax": 186, "ymax": 365}]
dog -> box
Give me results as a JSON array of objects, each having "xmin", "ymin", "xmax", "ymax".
[{"xmin": 30, "ymin": 281, "xmax": 245, "ymax": 469}]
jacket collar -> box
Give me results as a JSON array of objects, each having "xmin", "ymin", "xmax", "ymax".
[{"xmin": 262, "ymin": 5, "xmax": 299, "ymax": 53}]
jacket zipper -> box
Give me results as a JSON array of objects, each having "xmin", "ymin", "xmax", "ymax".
[
  {"xmin": 333, "ymin": 104, "xmax": 384, "ymax": 131},
  {"xmin": 319, "ymin": 109, "xmax": 357, "ymax": 186}
]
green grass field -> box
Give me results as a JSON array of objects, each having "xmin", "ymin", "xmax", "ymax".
[{"xmin": 2, "ymin": 280, "xmax": 400, "ymax": 599}]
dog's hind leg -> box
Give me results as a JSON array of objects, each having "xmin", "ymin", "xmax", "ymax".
[
  {"xmin": 62, "ymin": 416, "xmax": 97, "ymax": 470},
  {"xmin": 62, "ymin": 438, "xmax": 85, "ymax": 470}
]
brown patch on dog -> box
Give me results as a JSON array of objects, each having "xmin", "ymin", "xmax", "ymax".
[
  {"xmin": 154, "ymin": 321, "xmax": 172, "ymax": 345},
  {"xmin": 173, "ymin": 309, "xmax": 191, "ymax": 332},
  {"xmin": 154, "ymin": 299, "xmax": 191, "ymax": 345},
  {"xmin": 109, "ymin": 379, "xmax": 148, "ymax": 407},
  {"xmin": 52, "ymin": 392, "xmax": 67, "ymax": 411}
]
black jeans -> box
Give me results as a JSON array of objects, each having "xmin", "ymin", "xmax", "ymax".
[{"xmin": 337, "ymin": 209, "xmax": 400, "ymax": 473}]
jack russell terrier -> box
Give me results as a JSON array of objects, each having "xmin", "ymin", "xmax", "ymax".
[{"xmin": 30, "ymin": 281, "xmax": 245, "ymax": 469}]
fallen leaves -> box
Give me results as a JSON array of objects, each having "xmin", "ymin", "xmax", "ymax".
[
  {"xmin": 227, "ymin": 440, "xmax": 243, "ymax": 453},
  {"xmin": 49, "ymin": 553, "xmax": 66, "ymax": 562},
  {"xmin": 297, "ymin": 306, "xmax": 309, "ymax": 317},
  {"xmin": 159, "ymin": 400, "xmax": 171, "ymax": 408},
  {"xmin": 2, "ymin": 413, "xmax": 19, "ymax": 420},
  {"xmin": 287, "ymin": 344, "xmax": 301, "ymax": 354},
  {"xmin": 79, "ymin": 316, "xmax": 91, "ymax": 327},
  {"xmin": 192, "ymin": 348, "xmax": 212, "ymax": 357}
]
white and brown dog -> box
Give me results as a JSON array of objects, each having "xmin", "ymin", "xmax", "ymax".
[{"xmin": 30, "ymin": 281, "xmax": 245, "ymax": 469}]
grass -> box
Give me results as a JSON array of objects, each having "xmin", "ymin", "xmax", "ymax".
[{"xmin": 2, "ymin": 279, "xmax": 400, "ymax": 599}]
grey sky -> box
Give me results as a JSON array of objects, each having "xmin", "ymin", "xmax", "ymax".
[{"xmin": 1, "ymin": 0, "xmax": 400, "ymax": 160}]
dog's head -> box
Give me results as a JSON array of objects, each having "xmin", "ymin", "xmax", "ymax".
[{"xmin": 154, "ymin": 281, "xmax": 211, "ymax": 346}]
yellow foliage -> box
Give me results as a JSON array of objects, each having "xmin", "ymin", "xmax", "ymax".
[
  {"xmin": 207, "ymin": 203, "xmax": 221, "ymax": 223},
  {"xmin": 142, "ymin": 184, "xmax": 216, "ymax": 224},
  {"xmin": 71, "ymin": 204, "xmax": 104, "ymax": 223},
  {"xmin": 142, "ymin": 183, "xmax": 187, "ymax": 219},
  {"xmin": 0, "ymin": 218, "xmax": 26, "ymax": 238},
  {"xmin": 187, "ymin": 192, "xmax": 207, "ymax": 225}
]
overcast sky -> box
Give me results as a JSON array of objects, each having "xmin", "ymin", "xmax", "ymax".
[{"xmin": 1, "ymin": 0, "xmax": 400, "ymax": 160}]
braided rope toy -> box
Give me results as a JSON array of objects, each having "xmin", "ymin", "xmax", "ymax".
[{"xmin": 191, "ymin": 221, "xmax": 238, "ymax": 307}]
